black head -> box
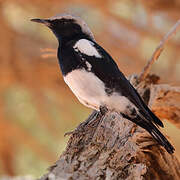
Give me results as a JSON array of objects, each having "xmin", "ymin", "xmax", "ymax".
[{"xmin": 31, "ymin": 14, "xmax": 94, "ymax": 43}]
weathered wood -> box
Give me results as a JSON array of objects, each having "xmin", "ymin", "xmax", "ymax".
[
  {"xmin": 39, "ymin": 75, "xmax": 180, "ymax": 180},
  {"xmin": 150, "ymin": 85, "xmax": 180, "ymax": 129}
]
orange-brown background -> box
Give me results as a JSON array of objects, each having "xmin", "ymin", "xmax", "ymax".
[{"xmin": 0, "ymin": 0, "xmax": 180, "ymax": 178}]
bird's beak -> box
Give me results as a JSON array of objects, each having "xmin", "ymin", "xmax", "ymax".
[{"xmin": 31, "ymin": 18, "xmax": 51, "ymax": 26}]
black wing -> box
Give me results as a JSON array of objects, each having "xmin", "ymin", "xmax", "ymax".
[
  {"xmin": 73, "ymin": 40, "xmax": 163, "ymax": 127},
  {"xmin": 71, "ymin": 39, "xmax": 175, "ymax": 154}
]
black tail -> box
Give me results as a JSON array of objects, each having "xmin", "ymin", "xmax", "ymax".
[
  {"xmin": 121, "ymin": 113, "xmax": 175, "ymax": 154},
  {"xmin": 140, "ymin": 108, "xmax": 164, "ymax": 128},
  {"xmin": 147, "ymin": 123, "xmax": 175, "ymax": 154}
]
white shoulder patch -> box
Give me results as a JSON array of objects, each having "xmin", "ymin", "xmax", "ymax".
[{"xmin": 73, "ymin": 39, "xmax": 101, "ymax": 58}]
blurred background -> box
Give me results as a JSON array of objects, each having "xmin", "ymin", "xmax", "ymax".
[{"xmin": 0, "ymin": 0, "xmax": 180, "ymax": 178}]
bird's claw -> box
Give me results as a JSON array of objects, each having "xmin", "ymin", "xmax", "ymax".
[
  {"xmin": 64, "ymin": 130, "xmax": 76, "ymax": 137},
  {"xmin": 64, "ymin": 108, "xmax": 108, "ymax": 137}
]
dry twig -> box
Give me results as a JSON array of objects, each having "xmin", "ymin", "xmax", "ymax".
[{"xmin": 138, "ymin": 19, "xmax": 180, "ymax": 82}]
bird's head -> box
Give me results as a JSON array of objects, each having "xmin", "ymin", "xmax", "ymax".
[{"xmin": 31, "ymin": 14, "xmax": 94, "ymax": 43}]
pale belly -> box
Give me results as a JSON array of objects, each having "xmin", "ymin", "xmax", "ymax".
[{"xmin": 64, "ymin": 69, "xmax": 131, "ymax": 112}]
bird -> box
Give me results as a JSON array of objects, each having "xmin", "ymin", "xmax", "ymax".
[{"xmin": 31, "ymin": 14, "xmax": 175, "ymax": 154}]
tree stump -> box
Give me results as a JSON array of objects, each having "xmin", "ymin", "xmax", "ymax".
[{"xmin": 39, "ymin": 75, "xmax": 180, "ymax": 180}]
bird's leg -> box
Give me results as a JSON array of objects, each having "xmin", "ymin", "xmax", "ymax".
[
  {"xmin": 64, "ymin": 106, "xmax": 108, "ymax": 136},
  {"xmin": 99, "ymin": 105, "xmax": 108, "ymax": 116},
  {"xmin": 64, "ymin": 110, "xmax": 100, "ymax": 136}
]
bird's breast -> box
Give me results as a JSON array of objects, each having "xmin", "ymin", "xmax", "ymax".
[
  {"xmin": 63, "ymin": 69, "xmax": 106, "ymax": 109},
  {"xmin": 63, "ymin": 69, "xmax": 132, "ymax": 112}
]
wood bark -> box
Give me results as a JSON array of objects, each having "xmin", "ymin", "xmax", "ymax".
[{"xmin": 39, "ymin": 74, "xmax": 180, "ymax": 180}]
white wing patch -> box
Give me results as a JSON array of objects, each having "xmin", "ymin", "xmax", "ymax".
[
  {"xmin": 85, "ymin": 61, "xmax": 92, "ymax": 71},
  {"xmin": 73, "ymin": 39, "xmax": 102, "ymax": 58}
]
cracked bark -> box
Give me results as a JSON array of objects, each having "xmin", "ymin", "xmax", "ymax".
[{"xmin": 39, "ymin": 74, "xmax": 180, "ymax": 180}]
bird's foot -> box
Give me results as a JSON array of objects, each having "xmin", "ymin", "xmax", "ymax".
[
  {"xmin": 64, "ymin": 110, "xmax": 100, "ymax": 137},
  {"xmin": 64, "ymin": 107, "xmax": 108, "ymax": 137}
]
